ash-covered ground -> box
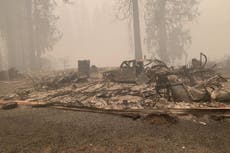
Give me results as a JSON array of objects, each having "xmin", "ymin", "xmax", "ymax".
[
  {"xmin": 0, "ymin": 79, "xmax": 230, "ymax": 153},
  {"xmin": 0, "ymin": 106, "xmax": 229, "ymax": 153},
  {"xmin": 0, "ymin": 64, "xmax": 230, "ymax": 153}
]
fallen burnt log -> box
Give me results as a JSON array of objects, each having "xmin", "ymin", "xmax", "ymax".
[
  {"xmin": 50, "ymin": 105, "xmax": 230, "ymax": 123},
  {"xmin": 44, "ymin": 105, "xmax": 228, "ymax": 125},
  {"xmin": 1, "ymin": 102, "xmax": 18, "ymax": 110},
  {"xmin": 1, "ymin": 99, "xmax": 230, "ymax": 123}
]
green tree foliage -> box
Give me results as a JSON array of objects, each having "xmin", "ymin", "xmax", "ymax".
[{"xmin": 145, "ymin": 0, "xmax": 199, "ymax": 64}]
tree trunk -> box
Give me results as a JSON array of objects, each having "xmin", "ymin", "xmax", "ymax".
[
  {"xmin": 0, "ymin": 50, "xmax": 2, "ymax": 71},
  {"xmin": 132, "ymin": 0, "xmax": 143, "ymax": 60},
  {"xmin": 26, "ymin": 0, "xmax": 37, "ymax": 70},
  {"xmin": 157, "ymin": 0, "xmax": 168, "ymax": 62}
]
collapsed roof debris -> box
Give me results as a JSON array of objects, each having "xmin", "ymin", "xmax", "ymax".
[{"xmin": 1, "ymin": 54, "xmax": 230, "ymax": 111}]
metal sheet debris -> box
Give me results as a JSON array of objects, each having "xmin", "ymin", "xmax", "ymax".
[{"xmin": 1, "ymin": 53, "xmax": 230, "ymax": 111}]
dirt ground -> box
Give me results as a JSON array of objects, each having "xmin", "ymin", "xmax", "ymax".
[
  {"xmin": 0, "ymin": 80, "xmax": 230, "ymax": 153},
  {"xmin": 0, "ymin": 106, "xmax": 229, "ymax": 153}
]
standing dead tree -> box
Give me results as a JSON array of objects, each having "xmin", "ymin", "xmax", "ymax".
[{"xmin": 115, "ymin": 0, "xmax": 143, "ymax": 60}]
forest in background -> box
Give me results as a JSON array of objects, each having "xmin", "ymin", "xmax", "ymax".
[{"xmin": 0, "ymin": 0, "xmax": 229, "ymax": 72}]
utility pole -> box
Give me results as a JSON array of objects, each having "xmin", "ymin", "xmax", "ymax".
[{"xmin": 132, "ymin": 0, "xmax": 143, "ymax": 60}]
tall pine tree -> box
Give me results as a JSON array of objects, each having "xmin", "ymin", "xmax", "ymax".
[
  {"xmin": 145, "ymin": 0, "xmax": 199, "ymax": 64},
  {"xmin": 0, "ymin": 0, "xmax": 62, "ymax": 70}
]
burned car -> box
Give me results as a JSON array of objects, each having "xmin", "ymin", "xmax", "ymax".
[
  {"xmin": 103, "ymin": 59, "xmax": 146, "ymax": 83},
  {"xmin": 103, "ymin": 59, "xmax": 166, "ymax": 84}
]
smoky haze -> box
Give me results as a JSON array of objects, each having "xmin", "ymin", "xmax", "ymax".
[
  {"xmin": 0, "ymin": 0, "xmax": 230, "ymax": 70},
  {"xmin": 52, "ymin": 0, "xmax": 132, "ymax": 68},
  {"xmin": 50, "ymin": 0, "xmax": 230, "ymax": 68}
]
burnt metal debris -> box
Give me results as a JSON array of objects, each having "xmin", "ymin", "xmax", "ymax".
[
  {"xmin": 1, "ymin": 53, "xmax": 230, "ymax": 111},
  {"xmin": 102, "ymin": 53, "xmax": 228, "ymax": 103}
]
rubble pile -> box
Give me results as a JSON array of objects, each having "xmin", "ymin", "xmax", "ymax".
[
  {"xmin": 13, "ymin": 80, "xmax": 227, "ymax": 110},
  {"xmin": 2, "ymin": 53, "xmax": 230, "ymax": 110},
  {"xmin": 22, "ymin": 81, "xmax": 155, "ymax": 110},
  {"xmin": 32, "ymin": 71, "xmax": 88, "ymax": 90},
  {"xmin": 103, "ymin": 53, "xmax": 230, "ymax": 104}
]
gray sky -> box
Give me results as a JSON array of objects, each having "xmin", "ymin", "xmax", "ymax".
[
  {"xmin": 51, "ymin": 0, "xmax": 230, "ymax": 67},
  {"xmin": 189, "ymin": 0, "xmax": 230, "ymax": 60}
]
